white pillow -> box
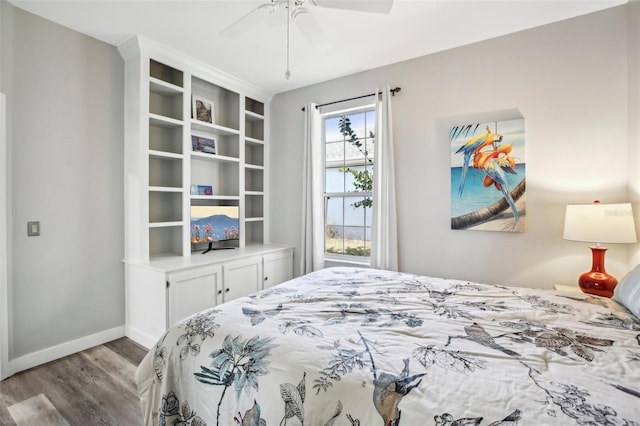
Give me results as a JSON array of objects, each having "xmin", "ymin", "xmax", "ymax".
[{"xmin": 613, "ymin": 264, "xmax": 640, "ymax": 319}]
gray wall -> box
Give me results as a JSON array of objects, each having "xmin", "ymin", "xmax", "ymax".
[
  {"xmin": 1, "ymin": 4, "xmax": 124, "ymax": 359},
  {"xmin": 270, "ymin": 5, "xmax": 638, "ymax": 287}
]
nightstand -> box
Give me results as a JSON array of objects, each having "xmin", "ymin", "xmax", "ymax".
[{"xmin": 553, "ymin": 284, "xmax": 582, "ymax": 293}]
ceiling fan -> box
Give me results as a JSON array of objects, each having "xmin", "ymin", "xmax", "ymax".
[{"xmin": 221, "ymin": 0, "xmax": 394, "ymax": 79}]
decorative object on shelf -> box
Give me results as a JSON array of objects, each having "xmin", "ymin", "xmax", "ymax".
[
  {"xmin": 191, "ymin": 135, "xmax": 216, "ymax": 154},
  {"xmin": 191, "ymin": 185, "xmax": 213, "ymax": 196},
  {"xmin": 563, "ymin": 201, "xmax": 637, "ymax": 298},
  {"xmin": 198, "ymin": 185, "xmax": 213, "ymax": 196},
  {"xmin": 192, "ymin": 95, "xmax": 214, "ymax": 124},
  {"xmin": 450, "ymin": 118, "xmax": 526, "ymax": 233}
]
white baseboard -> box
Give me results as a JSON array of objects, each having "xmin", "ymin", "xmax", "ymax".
[
  {"xmin": 124, "ymin": 325, "xmax": 156, "ymax": 350},
  {"xmin": 4, "ymin": 326, "xmax": 125, "ymax": 379}
]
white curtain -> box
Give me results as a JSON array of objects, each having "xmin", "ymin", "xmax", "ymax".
[
  {"xmin": 370, "ymin": 86, "xmax": 398, "ymax": 271},
  {"xmin": 300, "ymin": 103, "xmax": 324, "ymax": 274}
]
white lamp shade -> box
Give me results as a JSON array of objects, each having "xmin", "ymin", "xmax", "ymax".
[{"xmin": 563, "ymin": 203, "xmax": 637, "ymax": 244}]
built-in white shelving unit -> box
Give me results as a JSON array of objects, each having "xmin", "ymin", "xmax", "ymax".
[
  {"xmin": 120, "ymin": 35, "xmax": 273, "ymax": 261},
  {"xmin": 119, "ymin": 35, "xmax": 292, "ymax": 348}
]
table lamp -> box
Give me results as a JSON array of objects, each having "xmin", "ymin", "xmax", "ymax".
[{"xmin": 563, "ymin": 201, "xmax": 637, "ymax": 297}]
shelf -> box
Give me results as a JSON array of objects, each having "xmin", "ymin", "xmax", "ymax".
[
  {"xmin": 150, "ymin": 59, "xmax": 183, "ymax": 88},
  {"xmin": 191, "ymin": 119, "xmax": 240, "ymax": 136},
  {"xmin": 245, "ymin": 136, "xmax": 264, "ymax": 145},
  {"xmin": 149, "ymin": 221, "xmax": 183, "ymax": 228},
  {"xmin": 191, "ymin": 151, "xmax": 239, "ymax": 164},
  {"xmin": 191, "ymin": 158, "xmax": 239, "ymax": 198},
  {"xmin": 149, "ymin": 156, "xmax": 182, "ymax": 188},
  {"xmin": 245, "ymin": 97, "xmax": 264, "ymax": 116},
  {"xmin": 190, "ymin": 195, "xmax": 240, "ymax": 201},
  {"xmin": 192, "ymin": 76, "xmax": 240, "ymax": 131},
  {"xmin": 245, "ymin": 117, "xmax": 264, "ymax": 141},
  {"xmin": 245, "ymin": 164, "xmax": 264, "ymax": 171},
  {"xmin": 150, "ymin": 113, "xmax": 183, "ymax": 128},
  {"xmin": 245, "ymin": 192, "xmax": 263, "ymax": 218},
  {"xmin": 149, "ymin": 225, "xmax": 184, "ymax": 258},
  {"xmin": 149, "ymin": 122, "xmax": 182, "ymax": 154},
  {"xmin": 149, "ymin": 191, "xmax": 182, "ymax": 223},
  {"xmin": 150, "ymin": 77, "xmax": 184, "ymax": 95},
  {"xmin": 245, "ymin": 168, "xmax": 264, "ymax": 192},
  {"xmin": 150, "ymin": 88, "xmax": 182, "ymax": 121},
  {"xmin": 245, "ymin": 110, "xmax": 264, "ymax": 122},
  {"xmin": 245, "ymin": 217, "xmax": 264, "ymax": 222},
  {"xmin": 244, "ymin": 220, "xmax": 264, "ymax": 245},
  {"xmin": 149, "ymin": 186, "xmax": 183, "ymax": 193},
  {"xmin": 149, "ymin": 150, "xmax": 183, "ymax": 160}
]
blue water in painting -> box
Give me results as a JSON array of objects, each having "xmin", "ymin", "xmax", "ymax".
[{"xmin": 451, "ymin": 163, "xmax": 525, "ymax": 217}]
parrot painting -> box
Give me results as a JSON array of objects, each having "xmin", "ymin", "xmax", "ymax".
[
  {"xmin": 482, "ymin": 154, "xmax": 519, "ymax": 223},
  {"xmin": 455, "ymin": 126, "xmax": 503, "ymax": 197}
]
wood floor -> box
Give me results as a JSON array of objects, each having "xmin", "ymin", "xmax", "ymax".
[{"xmin": 0, "ymin": 338, "xmax": 149, "ymax": 425}]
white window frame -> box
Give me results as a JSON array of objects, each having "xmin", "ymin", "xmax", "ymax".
[{"xmin": 321, "ymin": 103, "xmax": 375, "ymax": 265}]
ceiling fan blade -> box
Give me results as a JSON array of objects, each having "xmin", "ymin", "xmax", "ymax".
[
  {"xmin": 309, "ymin": 0, "xmax": 393, "ymax": 14},
  {"xmin": 292, "ymin": 7, "xmax": 331, "ymax": 51},
  {"xmin": 221, "ymin": 3, "xmax": 276, "ymax": 37}
]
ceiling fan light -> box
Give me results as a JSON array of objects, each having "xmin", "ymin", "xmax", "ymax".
[{"xmin": 291, "ymin": 6, "xmax": 309, "ymax": 20}]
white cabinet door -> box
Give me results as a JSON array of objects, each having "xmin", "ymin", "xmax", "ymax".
[
  {"xmin": 263, "ymin": 250, "xmax": 293, "ymax": 289},
  {"xmin": 168, "ymin": 265, "xmax": 222, "ymax": 326},
  {"xmin": 222, "ymin": 257, "xmax": 262, "ymax": 303}
]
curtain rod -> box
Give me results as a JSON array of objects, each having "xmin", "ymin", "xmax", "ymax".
[{"xmin": 301, "ymin": 87, "xmax": 401, "ymax": 111}]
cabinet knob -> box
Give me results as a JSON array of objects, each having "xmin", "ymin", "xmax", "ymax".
[
  {"xmin": 218, "ymin": 290, "xmax": 222, "ymax": 295},
  {"xmin": 225, "ymin": 288, "xmax": 230, "ymax": 293},
  {"xmin": 264, "ymin": 276, "xmax": 268, "ymax": 281}
]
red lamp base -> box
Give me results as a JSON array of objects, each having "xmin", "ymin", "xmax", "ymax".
[{"xmin": 578, "ymin": 246, "xmax": 617, "ymax": 298}]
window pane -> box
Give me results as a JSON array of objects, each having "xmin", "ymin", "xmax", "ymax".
[
  {"xmin": 365, "ymin": 136, "xmax": 375, "ymax": 165},
  {"xmin": 344, "ymin": 165, "xmax": 373, "ymax": 193},
  {"xmin": 344, "ymin": 226, "xmax": 369, "ymax": 257},
  {"xmin": 344, "ymin": 197, "xmax": 367, "ymax": 226},
  {"xmin": 325, "ymin": 116, "xmax": 343, "ymax": 143},
  {"xmin": 325, "ymin": 197, "xmax": 344, "ymax": 254},
  {"xmin": 325, "ymin": 167, "xmax": 345, "ymax": 193},
  {"xmin": 344, "ymin": 166, "xmax": 366, "ymax": 192},
  {"xmin": 366, "ymin": 110, "xmax": 376, "ymax": 138},
  {"xmin": 347, "ymin": 112, "xmax": 366, "ymax": 139},
  {"xmin": 325, "ymin": 141, "xmax": 344, "ymax": 168},
  {"xmin": 345, "ymin": 139, "xmax": 366, "ymax": 167},
  {"xmin": 326, "ymin": 224, "xmax": 344, "ymax": 254},
  {"xmin": 325, "ymin": 196, "xmax": 343, "ymax": 226}
]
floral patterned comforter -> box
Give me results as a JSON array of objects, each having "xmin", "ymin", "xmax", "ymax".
[{"xmin": 136, "ymin": 267, "xmax": 640, "ymax": 426}]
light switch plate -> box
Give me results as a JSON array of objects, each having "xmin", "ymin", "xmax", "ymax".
[{"xmin": 27, "ymin": 221, "xmax": 40, "ymax": 236}]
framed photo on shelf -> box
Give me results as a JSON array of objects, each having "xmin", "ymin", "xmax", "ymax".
[
  {"xmin": 192, "ymin": 95, "xmax": 214, "ymax": 124},
  {"xmin": 191, "ymin": 135, "xmax": 216, "ymax": 154},
  {"xmin": 190, "ymin": 185, "xmax": 213, "ymax": 196}
]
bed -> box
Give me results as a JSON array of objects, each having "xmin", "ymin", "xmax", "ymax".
[{"xmin": 136, "ymin": 267, "xmax": 640, "ymax": 426}]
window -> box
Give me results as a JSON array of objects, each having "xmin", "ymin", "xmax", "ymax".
[{"xmin": 323, "ymin": 106, "xmax": 375, "ymax": 261}]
